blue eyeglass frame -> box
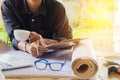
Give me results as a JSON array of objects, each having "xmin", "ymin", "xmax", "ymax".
[{"xmin": 34, "ymin": 58, "xmax": 66, "ymax": 71}]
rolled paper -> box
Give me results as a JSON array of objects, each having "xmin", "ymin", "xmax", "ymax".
[{"xmin": 71, "ymin": 39, "xmax": 98, "ymax": 79}]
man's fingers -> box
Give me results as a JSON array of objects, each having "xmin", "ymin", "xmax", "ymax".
[
  {"xmin": 29, "ymin": 32, "xmax": 47, "ymax": 47},
  {"xmin": 31, "ymin": 42, "xmax": 47, "ymax": 56},
  {"xmin": 31, "ymin": 48, "xmax": 46, "ymax": 57},
  {"xmin": 29, "ymin": 31, "xmax": 41, "ymax": 43},
  {"xmin": 39, "ymin": 35, "xmax": 47, "ymax": 47}
]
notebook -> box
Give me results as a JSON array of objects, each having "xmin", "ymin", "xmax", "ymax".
[{"xmin": 0, "ymin": 53, "xmax": 33, "ymax": 71}]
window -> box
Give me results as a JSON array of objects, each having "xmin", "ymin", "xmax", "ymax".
[{"xmin": 60, "ymin": 0, "xmax": 116, "ymax": 53}]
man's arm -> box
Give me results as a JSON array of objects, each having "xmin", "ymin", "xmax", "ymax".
[
  {"xmin": 53, "ymin": 1, "xmax": 73, "ymax": 39},
  {"xmin": 49, "ymin": 1, "xmax": 73, "ymax": 40},
  {"xmin": 1, "ymin": 0, "xmax": 23, "ymax": 50}
]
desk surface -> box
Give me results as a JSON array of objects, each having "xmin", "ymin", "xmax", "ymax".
[
  {"xmin": 1, "ymin": 47, "xmax": 120, "ymax": 80},
  {"xmin": 2, "ymin": 48, "xmax": 78, "ymax": 79}
]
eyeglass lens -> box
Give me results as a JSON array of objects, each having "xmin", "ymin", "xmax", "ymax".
[
  {"xmin": 36, "ymin": 62, "xmax": 63, "ymax": 71},
  {"xmin": 36, "ymin": 62, "xmax": 46, "ymax": 70},
  {"xmin": 50, "ymin": 63, "xmax": 62, "ymax": 71}
]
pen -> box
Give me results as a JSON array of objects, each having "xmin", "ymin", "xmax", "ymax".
[{"xmin": 36, "ymin": 40, "xmax": 39, "ymax": 56}]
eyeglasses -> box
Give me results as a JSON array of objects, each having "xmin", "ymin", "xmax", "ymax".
[{"xmin": 34, "ymin": 58, "xmax": 66, "ymax": 71}]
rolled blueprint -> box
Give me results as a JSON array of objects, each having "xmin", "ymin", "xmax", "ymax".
[{"xmin": 71, "ymin": 39, "xmax": 98, "ymax": 79}]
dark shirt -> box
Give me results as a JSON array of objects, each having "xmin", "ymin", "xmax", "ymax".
[{"xmin": 1, "ymin": 0, "xmax": 73, "ymax": 50}]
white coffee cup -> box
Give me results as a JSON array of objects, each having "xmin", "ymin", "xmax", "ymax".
[{"xmin": 14, "ymin": 29, "xmax": 30, "ymax": 41}]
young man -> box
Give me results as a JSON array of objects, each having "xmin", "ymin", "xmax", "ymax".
[{"xmin": 1, "ymin": 0, "xmax": 73, "ymax": 57}]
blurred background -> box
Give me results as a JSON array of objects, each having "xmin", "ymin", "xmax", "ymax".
[{"xmin": 0, "ymin": 0, "xmax": 120, "ymax": 53}]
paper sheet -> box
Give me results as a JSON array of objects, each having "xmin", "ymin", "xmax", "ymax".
[{"xmin": 71, "ymin": 39, "xmax": 98, "ymax": 79}]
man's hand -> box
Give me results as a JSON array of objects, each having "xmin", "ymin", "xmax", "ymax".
[
  {"xmin": 26, "ymin": 42, "xmax": 48, "ymax": 58},
  {"xmin": 29, "ymin": 31, "xmax": 47, "ymax": 47},
  {"xmin": 18, "ymin": 31, "xmax": 60, "ymax": 58}
]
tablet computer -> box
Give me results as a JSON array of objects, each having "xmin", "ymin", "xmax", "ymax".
[{"xmin": 47, "ymin": 38, "xmax": 80, "ymax": 50}]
